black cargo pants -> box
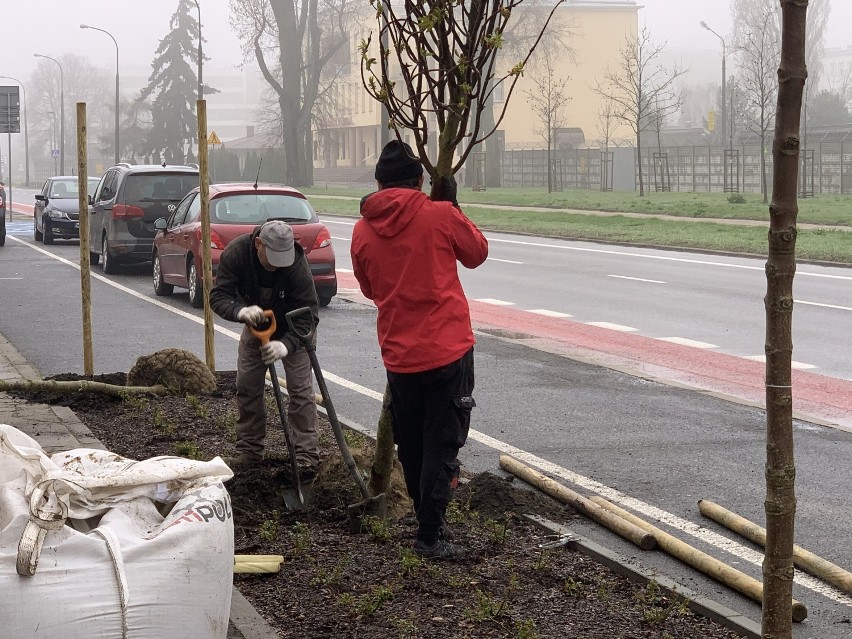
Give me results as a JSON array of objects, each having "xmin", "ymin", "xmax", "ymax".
[{"xmin": 387, "ymin": 347, "xmax": 475, "ymax": 544}]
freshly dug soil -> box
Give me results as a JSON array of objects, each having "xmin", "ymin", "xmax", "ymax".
[{"xmin": 15, "ymin": 371, "xmax": 744, "ymax": 639}]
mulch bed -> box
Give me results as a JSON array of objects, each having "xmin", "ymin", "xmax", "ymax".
[{"xmin": 12, "ymin": 371, "xmax": 745, "ymax": 639}]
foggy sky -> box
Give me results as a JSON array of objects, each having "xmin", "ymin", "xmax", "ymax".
[{"xmin": 2, "ymin": 1, "xmax": 851, "ymax": 86}]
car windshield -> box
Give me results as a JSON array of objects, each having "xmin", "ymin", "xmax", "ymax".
[
  {"xmin": 123, "ymin": 174, "xmax": 198, "ymax": 202},
  {"xmin": 212, "ymin": 194, "xmax": 315, "ymax": 224},
  {"xmin": 48, "ymin": 179, "xmax": 100, "ymax": 199}
]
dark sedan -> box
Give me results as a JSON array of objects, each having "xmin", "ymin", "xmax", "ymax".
[
  {"xmin": 34, "ymin": 176, "xmax": 101, "ymax": 244},
  {"xmin": 0, "ymin": 182, "xmax": 6, "ymax": 247},
  {"xmin": 152, "ymin": 183, "xmax": 337, "ymax": 308}
]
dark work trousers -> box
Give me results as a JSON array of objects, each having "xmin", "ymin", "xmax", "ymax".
[
  {"xmin": 235, "ymin": 325, "xmax": 319, "ymax": 465},
  {"xmin": 387, "ymin": 347, "xmax": 476, "ymax": 544}
]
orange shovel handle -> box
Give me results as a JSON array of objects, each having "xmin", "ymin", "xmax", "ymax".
[{"xmin": 248, "ymin": 310, "xmax": 276, "ymax": 345}]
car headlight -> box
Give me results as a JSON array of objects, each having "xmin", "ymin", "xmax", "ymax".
[{"xmin": 47, "ymin": 209, "xmax": 68, "ymax": 219}]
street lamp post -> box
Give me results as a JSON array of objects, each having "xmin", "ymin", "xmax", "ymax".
[
  {"xmin": 80, "ymin": 24, "xmax": 120, "ymax": 164},
  {"xmin": 700, "ymin": 21, "xmax": 727, "ymax": 150},
  {"xmin": 192, "ymin": 0, "xmax": 203, "ymax": 101},
  {"xmin": 0, "ymin": 76, "xmax": 29, "ymax": 186},
  {"xmin": 48, "ymin": 111, "xmax": 58, "ymax": 175},
  {"xmin": 34, "ymin": 54, "xmax": 65, "ymax": 175}
]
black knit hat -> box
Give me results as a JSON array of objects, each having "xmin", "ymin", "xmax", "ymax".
[{"xmin": 375, "ymin": 140, "xmax": 423, "ymax": 184}]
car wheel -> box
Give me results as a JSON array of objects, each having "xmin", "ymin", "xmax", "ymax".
[
  {"xmin": 102, "ymin": 235, "xmax": 119, "ymax": 274},
  {"xmin": 319, "ymin": 295, "xmax": 332, "ymax": 308},
  {"xmin": 188, "ymin": 260, "xmax": 203, "ymax": 308},
  {"xmin": 43, "ymin": 223, "xmax": 54, "ymax": 245},
  {"xmin": 153, "ymin": 254, "xmax": 174, "ymax": 297},
  {"xmin": 34, "ymin": 218, "xmax": 43, "ymax": 242}
]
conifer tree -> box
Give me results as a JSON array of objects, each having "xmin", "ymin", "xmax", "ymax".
[{"xmin": 139, "ymin": 0, "xmax": 211, "ymax": 164}]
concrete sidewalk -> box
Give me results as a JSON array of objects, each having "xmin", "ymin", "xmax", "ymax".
[{"xmin": 0, "ymin": 332, "xmax": 277, "ymax": 639}]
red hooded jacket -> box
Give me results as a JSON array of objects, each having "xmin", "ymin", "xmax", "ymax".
[{"xmin": 351, "ymin": 188, "xmax": 488, "ymax": 373}]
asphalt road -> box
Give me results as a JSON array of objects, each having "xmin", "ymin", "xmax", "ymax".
[{"xmin": 2, "ymin": 205, "xmax": 851, "ymax": 636}]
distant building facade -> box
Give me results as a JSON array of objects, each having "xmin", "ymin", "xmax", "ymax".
[{"xmin": 313, "ymin": 0, "xmax": 640, "ymax": 171}]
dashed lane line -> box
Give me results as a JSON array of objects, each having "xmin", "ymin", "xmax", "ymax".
[
  {"xmin": 744, "ymin": 355, "xmax": 817, "ymax": 370},
  {"xmin": 475, "ymin": 298, "xmax": 515, "ymax": 306},
  {"xmin": 527, "ymin": 309, "xmax": 573, "ymax": 318},
  {"xmin": 658, "ymin": 337, "xmax": 719, "ymax": 349},
  {"xmin": 586, "ymin": 322, "xmax": 638, "ymax": 332},
  {"xmin": 608, "ymin": 274, "xmax": 666, "ymax": 284}
]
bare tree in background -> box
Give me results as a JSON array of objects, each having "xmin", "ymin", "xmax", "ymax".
[
  {"xmin": 361, "ymin": 0, "xmax": 564, "ymax": 202},
  {"xmin": 596, "ymin": 98, "xmax": 619, "ymax": 151},
  {"xmin": 29, "ymin": 55, "xmax": 111, "ymax": 164},
  {"xmin": 230, "ymin": 0, "xmax": 354, "ymax": 186},
  {"xmin": 593, "ymin": 26, "xmax": 685, "ymax": 196},
  {"xmin": 524, "ymin": 51, "xmax": 570, "ymax": 192},
  {"xmin": 735, "ymin": 12, "xmax": 778, "ymax": 204},
  {"xmin": 763, "ymin": 0, "xmax": 808, "ymax": 635}
]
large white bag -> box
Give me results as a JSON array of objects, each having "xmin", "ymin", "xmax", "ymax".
[{"xmin": 0, "ymin": 424, "xmax": 235, "ymax": 638}]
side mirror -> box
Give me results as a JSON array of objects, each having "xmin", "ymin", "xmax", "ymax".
[
  {"xmin": 88, "ymin": 194, "xmax": 93, "ymax": 206},
  {"xmin": 154, "ymin": 217, "xmax": 168, "ymax": 231},
  {"xmin": 35, "ymin": 194, "xmax": 46, "ymax": 202}
]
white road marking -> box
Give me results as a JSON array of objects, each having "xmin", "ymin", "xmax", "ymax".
[
  {"xmin": 486, "ymin": 237, "xmax": 852, "ymax": 280},
  {"xmin": 658, "ymin": 337, "xmax": 718, "ymax": 349},
  {"xmin": 331, "ymin": 235, "xmax": 350, "ymax": 242},
  {"xmin": 337, "ymin": 267, "xmax": 354, "ymax": 273},
  {"xmin": 488, "ymin": 257, "xmax": 523, "ymax": 264},
  {"xmin": 587, "ymin": 322, "xmax": 638, "ymax": 332},
  {"xmin": 798, "ymin": 300, "xmax": 852, "ymax": 312},
  {"xmin": 608, "ymin": 274, "xmax": 665, "ymax": 284},
  {"xmin": 0, "ymin": 277, "xmax": 24, "ymax": 280},
  {"xmin": 744, "ymin": 355, "xmax": 817, "ymax": 370},
  {"xmin": 13, "ymin": 234, "xmax": 852, "ymax": 605},
  {"xmin": 527, "ymin": 309, "xmax": 573, "ymax": 318},
  {"xmin": 475, "ymin": 298, "xmax": 515, "ymax": 306},
  {"xmin": 323, "ymin": 218, "xmax": 356, "ymax": 227}
]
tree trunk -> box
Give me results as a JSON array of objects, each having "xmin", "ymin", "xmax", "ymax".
[
  {"xmin": 761, "ymin": 129, "xmax": 769, "ymax": 204},
  {"xmin": 368, "ymin": 388, "xmax": 395, "ymax": 499},
  {"xmin": 637, "ymin": 141, "xmax": 645, "ymax": 197},
  {"xmin": 762, "ymin": 1, "xmax": 807, "ymax": 637},
  {"xmin": 0, "ymin": 379, "xmax": 167, "ymax": 396}
]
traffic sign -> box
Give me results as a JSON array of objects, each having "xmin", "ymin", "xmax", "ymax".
[
  {"xmin": 708, "ymin": 110, "xmax": 716, "ymax": 132},
  {"xmin": 208, "ymin": 131, "xmax": 222, "ymax": 145},
  {"xmin": 51, "ymin": 149, "xmax": 60, "ymax": 158}
]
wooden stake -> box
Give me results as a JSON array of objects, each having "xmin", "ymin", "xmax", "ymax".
[
  {"xmin": 0, "ymin": 379, "xmax": 166, "ymax": 397},
  {"xmin": 498, "ymin": 455, "xmax": 656, "ymax": 551},
  {"xmin": 197, "ymin": 99, "xmax": 215, "ymax": 373},
  {"xmin": 699, "ymin": 499, "xmax": 852, "ymax": 596},
  {"xmin": 589, "ymin": 495, "xmax": 807, "ymax": 622},
  {"xmin": 76, "ymin": 102, "xmax": 93, "ymax": 377}
]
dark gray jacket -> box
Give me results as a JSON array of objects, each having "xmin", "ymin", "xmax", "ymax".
[{"xmin": 209, "ymin": 227, "xmax": 319, "ymax": 354}]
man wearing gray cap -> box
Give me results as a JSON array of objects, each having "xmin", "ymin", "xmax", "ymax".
[{"xmin": 210, "ymin": 220, "xmax": 321, "ymax": 475}]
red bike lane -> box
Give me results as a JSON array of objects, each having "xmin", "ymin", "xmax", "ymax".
[{"xmin": 337, "ymin": 272, "xmax": 852, "ymax": 433}]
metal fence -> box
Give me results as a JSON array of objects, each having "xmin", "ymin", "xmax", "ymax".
[{"xmin": 500, "ymin": 142, "xmax": 852, "ymax": 194}]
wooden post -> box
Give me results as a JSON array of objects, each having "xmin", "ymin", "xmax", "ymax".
[
  {"xmin": 499, "ymin": 455, "xmax": 656, "ymax": 551},
  {"xmin": 699, "ymin": 500, "xmax": 852, "ymax": 595},
  {"xmin": 197, "ymin": 99, "xmax": 215, "ymax": 373},
  {"xmin": 76, "ymin": 103, "xmax": 93, "ymax": 377},
  {"xmin": 589, "ymin": 496, "xmax": 807, "ymax": 622}
]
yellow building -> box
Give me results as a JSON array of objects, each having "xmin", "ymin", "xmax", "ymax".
[{"xmin": 314, "ymin": 0, "xmax": 639, "ymax": 172}]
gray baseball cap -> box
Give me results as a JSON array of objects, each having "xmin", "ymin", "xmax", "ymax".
[{"xmin": 258, "ymin": 220, "xmax": 296, "ymax": 268}]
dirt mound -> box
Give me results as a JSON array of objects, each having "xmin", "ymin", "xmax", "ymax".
[
  {"xmin": 127, "ymin": 348, "xmax": 217, "ymax": 394},
  {"xmin": 457, "ymin": 471, "xmax": 568, "ymax": 522}
]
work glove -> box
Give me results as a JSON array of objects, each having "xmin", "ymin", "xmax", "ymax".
[
  {"xmin": 261, "ymin": 340, "xmax": 289, "ymax": 365},
  {"xmin": 237, "ymin": 305, "xmax": 265, "ymax": 327}
]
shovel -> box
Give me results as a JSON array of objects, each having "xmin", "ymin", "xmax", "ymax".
[
  {"xmin": 250, "ymin": 310, "xmax": 305, "ymax": 509},
  {"xmin": 285, "ymin": 306, "xmax": 387, "ymax": 530}
]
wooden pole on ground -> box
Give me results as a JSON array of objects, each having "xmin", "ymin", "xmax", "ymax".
[
  {"xmin": 197, "ymin": 99, "xmax": 215, "ymax": 372},
  {"xmin": 699, "ymin": 499, "xmax": 852, "ymax": 596},
  {"xmin": 589, "ymin": 495, "xmax": 807, "ymax": 622},
  {"xmin": 498, "ymin": 455, "xmax": 656, "ymax": 551},
  {"xmin": 76, "ymin": 102, "xmax": 93, "ymax": 376}
]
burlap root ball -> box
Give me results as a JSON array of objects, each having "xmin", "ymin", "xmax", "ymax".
[{"xmin": 127, "ymin": 348, "xmax": 217, "ymax": 395}]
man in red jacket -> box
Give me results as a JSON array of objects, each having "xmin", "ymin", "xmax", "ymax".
[{"xmin": 351, "ymin": 140, "xmax": 488, "ymax": 560}]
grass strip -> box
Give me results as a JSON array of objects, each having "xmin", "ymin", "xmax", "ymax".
[{"xmin": 308, "ymin": 194, "xmax": 852, "ymax": 264}]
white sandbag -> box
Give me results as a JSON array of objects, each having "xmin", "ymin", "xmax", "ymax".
[{"xmin": 0, "ymin": 424, "xmax": 235, "ymax": 638}]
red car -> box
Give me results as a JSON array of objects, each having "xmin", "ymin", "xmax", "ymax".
[{"xmin": 152, "ymin": 183, "xmax": 337, "ymax": 307}]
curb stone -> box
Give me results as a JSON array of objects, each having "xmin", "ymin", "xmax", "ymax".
[{"xmin": 524, "ymin": 514, "xmax": 761, "ymax": 639}]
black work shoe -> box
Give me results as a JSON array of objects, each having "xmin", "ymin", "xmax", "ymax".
[
  {"xmin": 222, "ymin": 453, "xmax": 262, "ymax": 468},
  {"xmin": 413, "ymin": 538, "xmax": 466, "ymax": 561},
  {"xmin": 438, "ymin": 521, "xmax": 453, "ymax": 542},
  {"xmin": 297, "ymin": 464, "xmax": 318, "ymax": 482}
]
